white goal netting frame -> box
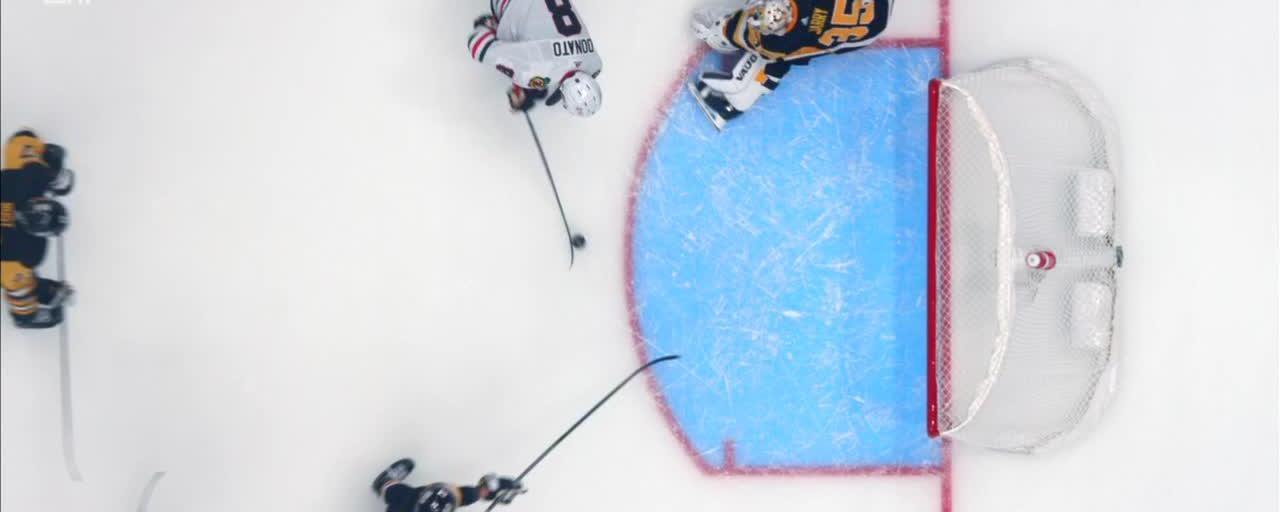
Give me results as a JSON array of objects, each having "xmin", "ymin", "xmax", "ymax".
[{"xmin": 927, "ymin": 59, "xmax": 1123, "ymax": 453}]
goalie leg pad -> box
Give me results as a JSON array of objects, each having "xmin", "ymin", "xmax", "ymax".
[
  {"xmin": 700, "ymin": 71, "xmax": 770, "ymax": 108},
  {"xmin": 723, "ymin": 79, "xmax": 770, "ymax": 111},
  {"xmin": 688, "ymin": 51, "xmax": 775, "ymax": 130},
  {"xmin": 688, "ymin": 80, "xmax": 742, "ymax": 131},
  {"xmin": 702, "ymin": 52, "xmax": 766, "ymax": 95},
  {"xmin": 700, "ymin": 70, "xmax": 744, "ymax": 95}
]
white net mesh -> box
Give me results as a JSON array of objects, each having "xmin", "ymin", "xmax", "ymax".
[{"xmin": 929, "ymin": 59, "xmax": 1122, "ymax": 453}]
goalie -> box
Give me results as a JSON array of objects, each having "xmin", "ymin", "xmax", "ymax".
[{"xmin": 689, "ymin": 0, "xmax": 894, "ymax": 129}]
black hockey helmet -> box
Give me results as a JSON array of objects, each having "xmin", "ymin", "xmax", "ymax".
[{"xmin": 16, "ymin": 196, "xmax": 69, "ymax": 237}]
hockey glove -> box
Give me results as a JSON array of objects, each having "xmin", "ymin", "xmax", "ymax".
[
  {"xmin": 508, "ymin": 86, "xmax": 535, "ymax": 112},
  {"xmin": 474, "ymin": 14, "xmax": 498, "ymax": 30},
  {"xmin": 479, "ymin": 473, "xmax": 526, "ymax": 505}
]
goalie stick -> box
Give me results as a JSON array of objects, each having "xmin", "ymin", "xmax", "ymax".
[{"xmin": 484, "ymin": 355, "xmax": 681, "ymax": 511}]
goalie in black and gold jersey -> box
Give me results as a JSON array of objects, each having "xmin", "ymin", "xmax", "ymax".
[
  {"xmin": 688, "ymin": 0, "xmax": 894, "ymax": 129},
  {"xmin": 1, "ymin": 130, "xmax": 74, "ymax": 329}
]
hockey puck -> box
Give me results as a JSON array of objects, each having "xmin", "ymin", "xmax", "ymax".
[{"xmin": 571, "ymin": 234, "xmax": 587, "ymax": 249}]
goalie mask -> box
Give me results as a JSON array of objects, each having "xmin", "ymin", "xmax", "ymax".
[{"xmin": 748, "ymin": 0, "xmax": 794, "ymax": 36}]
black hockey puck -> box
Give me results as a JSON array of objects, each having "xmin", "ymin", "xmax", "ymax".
[{"xmin": 571, "ymin": 234, "xmax": 587, "ymax": 249}]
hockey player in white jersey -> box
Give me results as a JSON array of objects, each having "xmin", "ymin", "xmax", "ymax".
[{"xmin": 467, "ymin": 0, "xmax": 604, "ymax": 117}]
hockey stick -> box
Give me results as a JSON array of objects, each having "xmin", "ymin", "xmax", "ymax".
[
  {"xmin": 484, "ymin": 355, "xmax": 681, "ymax": 511},
  {"xmin": 136, "ymin": 472, "xmax": 166, "ymax": 512},
  {"xmin": 522, "ymin": 111, "xmax": 583, "ymax": 268},
  {"xmin": 56, "ymin": 235, "xmax": 83, "ymax": 481}
]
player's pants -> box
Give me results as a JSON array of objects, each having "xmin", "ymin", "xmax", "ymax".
[
  {"xmin": 383, "ymin": 483, "xmax": 425, "ymax": 512},
  {"xmin": 383, "ymin": 483, "xmax": 470, "ymax": 512},
  {"xmin": 761, "ymin": 61, "xmax": 792, "ymax": 90},
  {"xmin": 2, "ymin": 260, "xmax": 43, "ymax": 317},
  {"xmin": 1, "ymin": 259, "xmax": 66, "ymax": 328},
  {"xmin": 384, "ymin": 482, "xmax": 485, "ymax": 512}
]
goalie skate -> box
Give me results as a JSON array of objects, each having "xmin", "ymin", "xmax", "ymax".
[{"xmin": 687, "ymin": 81, "xmax": 731, "ymax": 131}]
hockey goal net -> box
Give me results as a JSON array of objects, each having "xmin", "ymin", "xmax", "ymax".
[{"xmin": 927, "ymin": 59, "xmax": 1122, "ymax": 453}]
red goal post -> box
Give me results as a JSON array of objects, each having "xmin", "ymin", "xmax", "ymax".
[{"xmin": 927, "ymin": 59, "xmax": 1123, "ymax": 453}]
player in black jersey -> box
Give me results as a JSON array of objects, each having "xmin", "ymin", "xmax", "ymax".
[
  {"xmin": 689, "ymin": 0, "xmax": 894, "ymax": 129},
  {"xmin": 1, "ymin": 130, "xmax": 74, "ymax": 329},
  {"xmin": 371, "ymin": 458, "xmax": 525, "ymax": 512}
]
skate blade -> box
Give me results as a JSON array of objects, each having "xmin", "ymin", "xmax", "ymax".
[{"xmin": 686, "ymin": 82, "xmax": 727, "ymax": 132}]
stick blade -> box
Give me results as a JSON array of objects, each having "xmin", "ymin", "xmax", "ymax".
[{"xmin": 641, "ymin": 354, "xmax": 681, "ymax": 371}]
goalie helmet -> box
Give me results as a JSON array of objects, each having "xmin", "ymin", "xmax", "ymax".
[
  {"xmin": 559, "ymin": 71, "xmax": 602, "ymax": 117},
  {"xmin": 16, "ymin": 196, "xmax": 69, "ymax": 237},
  {"xmin": 748, "ymin": 0, "xmax": 793, "ymax": 36}
]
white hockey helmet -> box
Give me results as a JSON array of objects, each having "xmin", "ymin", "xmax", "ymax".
[{"xmin": 559, "ymin": 71, "xmax": 602, "ymax": 117}]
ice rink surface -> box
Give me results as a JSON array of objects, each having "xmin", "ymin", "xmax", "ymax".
[{"xmin": 1, "ymin": 0, "xmax": 1276, "ymax": 511}]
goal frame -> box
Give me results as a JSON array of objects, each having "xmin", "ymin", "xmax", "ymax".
[
  {"xmin": 926, "ymin": 78, "xmax": 947, "ymax": 439},
  {"xmin": 925, "ymin": 59, "xmax": 1123, "ymax": 451}
]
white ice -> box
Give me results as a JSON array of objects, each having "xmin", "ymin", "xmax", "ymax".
[{"xmin": 1, "ymin": 0, "xmax": 1276, "ymax": 511}]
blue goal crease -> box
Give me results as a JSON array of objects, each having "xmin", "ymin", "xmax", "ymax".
[{"xmin": 632, "ymin": 47, "xmax": 944, "ymax": 470}]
